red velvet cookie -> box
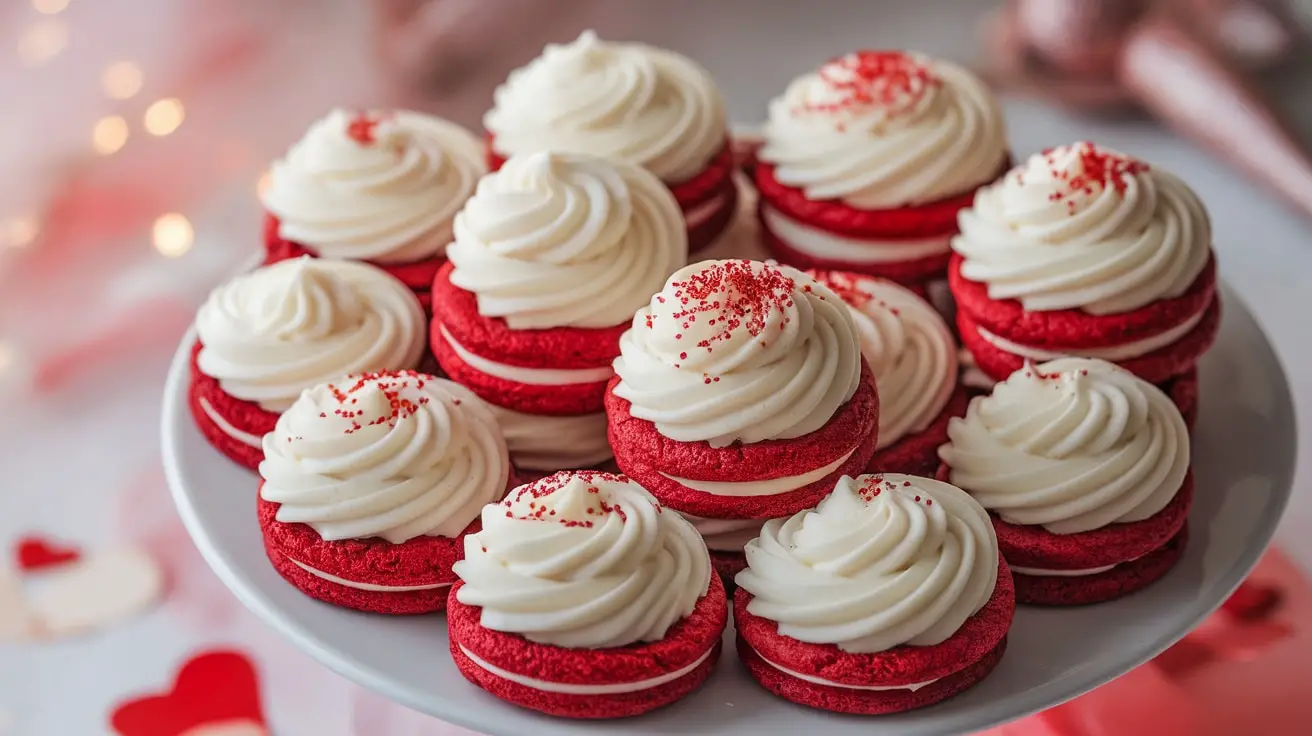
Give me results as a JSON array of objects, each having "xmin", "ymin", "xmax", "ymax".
[
  {"xmin": 487, "ymin": 137, "xmax": 738, "ymax": 253},
  {"xmin": 264, "ymin": 214, "xmax": 441, "ymax": 310},
  {"xmin": 447, "ymin": 574, "xmax": 727, "ymax": 719},
  {"xmin": 429, "ymin": 261, "xmax": 622, "ymax": 416},
  {"xmin": 1012, "ymin": 526, "xmax": 1189, "ymax": 606},
  {"xmin": 710, "ymin": 551, "xmax": 748, "ymax": 590},
  {"xmin": 734, "ymin": 557, "xmax": 1014, "ymax": 714},
  {"xmin": 866, "ymin": 386, "xmax": 970, "ymax": 478},
  {"xmin": 258, "ymin": 491, "xmax": 464, "ymax": 615},
  {"xmin": 1167, "ymin": 369, "xmax": 1200, "ymax": 429},
  {"xmin": 187, "ymin": 341, "xmax": 275, "ymax": 471},
  {"xmin": 605, "ymin": 364, "xmax": 880, "ymax": 519},
  {"xmin": 936, "ymin": 465, "xmax": 1193, "ymax": 605},
  {"xmin": 951, "ymin": 254, "xmax": 1220, "ymax": 384}
]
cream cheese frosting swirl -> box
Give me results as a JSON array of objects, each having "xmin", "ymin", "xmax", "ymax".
[
  {"xmin": 811, "ymin": 271, "xmax": 957, "ymax": 448},
  {"xmin": 736, "ymin": 474, "xmax": 998, "ymax": 653},
  {"xmin": 760, "ymin": 51, "xmax": 1006, "ymax": 208},
  {"xmin": 485, "ymin": 31, "xmax": 726, "ymax": 183},
  {"xmin": 263, "ymin": 108, "xmax": 485, "ymax": 263},
  {"xmin": 259, "ymin": 372, "xmax": 510, "ymax": 543},
  {"xmin": 938, "ymin": 358, "xmax": 1190, "ymax": 534},
  {"xmin": 195, "ymin": 258, "xmax": 425, "ymax": 411},
  {"xmin": 454, "ymin": 472, "xmax": 711, "ymax": 649},
  {"xmin": 613, "ymin": 259, "xmax": 863, "ymax": 447},
  {"xmin": 953, "ymin": 142, "xmax": 1212, "ymax": 314},
  {"xmin": 447, "ymin": 151, "xmax": 687, "ymax": 329}
]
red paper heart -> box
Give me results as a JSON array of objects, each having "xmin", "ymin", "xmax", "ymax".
[
  {"xmin": 110, "ymin": 650, "xmax": 265, "ymax": 736},
  {"xmin": 14, "ymin": 536, "xmax": 82, "ymax": 572}
]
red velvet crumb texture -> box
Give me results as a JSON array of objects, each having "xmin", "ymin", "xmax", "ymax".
[
  {"xmin": 937, "ymin": 464, "xmax": 1193, "ymax": 570},
  {"xmin": 734, "ymin": 556, "xmax": 1014, "ymax": 689},
  {"xmin": 753, "ymin": 157, "xmax": 1010, "ymax": 239},
  {"xmin": 258, "ymin": 491, "xmax": 465, "ymax": 615},
  {"xmin": 865, "ymin": 385, "xmax": 970, "ymax": 477},
  {"xmin": 188, "ymin": 341, "xmax": 276, "ymax": 471},
  {"xmin": 1013, "ymin": 526, "xmax": 1189, "ymax": 606},
  {"xmin": 264, "ymin": 214, "xmax": 441, "ymax": 304},
  {"xmin": 606, "ymin": 363, "xmax": 880, "ymax": 519},
  {"xmin": 484, "ymin": 136, "xmax": 739, "ymax": 253},
  {"xmin": 446, "ymin": 573, "xmax": 728, "ymax": 719},
  {"xmin": 950, "ymin": 252, "xmax": 1218, "ymax": 352}
]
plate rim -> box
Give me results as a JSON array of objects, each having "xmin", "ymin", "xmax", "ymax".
[{"xmin": 161, "ymin": 280, "xmax": 1297, "ymax": 735}]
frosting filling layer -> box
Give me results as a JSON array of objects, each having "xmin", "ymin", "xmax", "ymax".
[
  {"xmin": 199, "ymin": 397, "xmax": 264, "ymax": 449},
  {"xmin": 975, "ymin": 308, "xmax": 1207, "ymax": 363},
  {"xmin": 763, "ymin": 205, "xmax": 953, "ymax": 263},
  {"xmin": 749, "ymin": 643, "xmax": 938, "ymax": 692},
  {"xmin": 285, "ymin": 554, "xmax": 451, "ymax": 592},
  {"xmin": 660, "ymin": 447, "xmax": 856, "ymax": 497},
  {"xmin": 440, "ymin": 325, "xmax": 614, "ymax": 386}
]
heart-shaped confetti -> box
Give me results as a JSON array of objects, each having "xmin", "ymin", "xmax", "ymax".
[
  {"xmin": 110, "ymin": 650, "xmax": 266, "ymax": 736},
  {"xmin": 14, "ymin": 536, "xmax": 82, "ymax": 572}
]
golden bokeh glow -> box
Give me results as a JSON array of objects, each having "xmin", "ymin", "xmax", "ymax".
[
  {"xmin": 143, "ymin": 98, "xmax": 185, "ymax": 136},
  {"xmin": 32, "ymin": 0, "xmax": 70, "ymax": 15},
  {"xmin": 256, "ymin": 171, "xmax": 272, "ymax": 197},
  {"xmin": 1, "ymin": 216, "xmax": 40, "ymax": 249},
  {"xmin": 0, "ymin": 341, "xmax": 15, "ymax": 375},
  {"xmin": 92, "ymin": 115, "xmax": 129, "ymax": 155},
  {"xmin": 102, "ymin": 61, "xmax": 143, "ymax": 100},
  {"xmin": 153, "ymin": 214, "xmax": 194, "ymax": 258},
  {"xmin": 17, "ymin": 20, "xmax": 67, "ymax": 66}
]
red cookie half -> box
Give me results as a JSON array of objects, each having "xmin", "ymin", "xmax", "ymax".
[
  {"xmin": 606, "ymin": 364, "xmax": 880, "ymax": 519},
  {"xmin": 1167, "ymin": 369, "xmax": 1199, "ymax": 429},
  {"xmin": 263, "ymin": 214, "xmax": 442, "ymax": 310},
  {"xmin": 447, "ymin": 574, "xmax": 727, "ymax": 718},
  {"xmin": 258, "ymin": 492, "xmax": 466, "ymax": 615},
  {"xmin": 429, "ymin": 261, "xmax": 621, "ymax": 415},
  {"xmin": 711, "ymin": 551, "xmax": 748, "ymax": 592},
  {"xmin": 950, "ymin": 253, "xmax": 1218, "ymax": 353},
  {"xmin": 188, "ymin": 341, "xmax": 275, "ymax": 471},
  {"xmin": 956, "ymin": 295, "xmax": 1221, "ymax": 385},
  {"xmin": 937, "ymin": 465, "xmax": 1193, "ymax": 571},
  {"xmin": 734, "ymin": 557, "xmax": 1014, "ymax": 714},
  {"xmin": 1013, "ymin": 526, "xmax": 1189, "ymax": 606},
  {"xmin": 866, "ymin": 386, "xmax": 970, "ymax": 478}
]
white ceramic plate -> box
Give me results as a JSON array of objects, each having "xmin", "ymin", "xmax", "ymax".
[{"xmin": 163, "ymin": 250, "xmax": 1294, "ymax": 735}]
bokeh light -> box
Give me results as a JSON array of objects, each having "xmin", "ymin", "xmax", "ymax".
[
  {"xmin": 1, "ymin": 216, "xmax": 40, "ymax": 249},
  {"xmin": 143, "ymin": 98, "xmax": 185, "ymax": 136},
  {"xmin": 152, "ymin": 214, "xmax": 194, "ymax": 258},
  {"xmin": 102, "ymin": 62, "xmax": 144, "ymax": 100},
  {"xmin": 92, "ymin": 115, "xmax": 129, "ymax": 155},
  {"xmin": 17, "ymin": 20, "xmax": 67, "ymax": 67},
  {"xmin": 32, "ymin": 0, "xmax": 70, "ymax": 15}
]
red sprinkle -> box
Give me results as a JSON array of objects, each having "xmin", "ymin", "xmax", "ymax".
[
  {"xmin": 1033, "ymin": 142, "xmax": 1148, "ymax": 206},
  {"xmin": 346, "ymin": 111, "xmax": 385, "ymax": 145},
  {"xmin": 654, "ymin": 260, "xmax": 798, "ymax": 356},
  {"xmin": 796, "ymin": 51, "xmax": 939, "ymax": 121}
]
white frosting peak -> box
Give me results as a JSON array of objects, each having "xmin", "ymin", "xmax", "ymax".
[
  {"xmin": 613, "ymin": 259, "xmax": 863, "ymax": 447},
  {"xmin": 485, "ymin": 31, "xmax": 727, "ymax": 183},
  {"xmin": 263, "ymin": 108, "xmax": 485, "ymax": 263},
  {"xmin": 736, "ymin": 474, "xmax": 999, "ymax": 653},
  {"xmin": 953, "ymin": 142, "xmax": 1212, "ymax": 314},
  {"xmin": 195, "ymin": 258, "xmax": 425, "ymax": 411},
  {"xmin": 259, "ymin": 372, "xmax": 510, "ymax": 543},
  {"xmin": 454, "ymin": 472, "xmax": 711, "ymax": 649},
  {"xmin": 447, "ymin": 151, "xmax": 687, "ymax": 329},
  {"xmin": 760, "ymin": 51, "xmax": 1006, "ymax": 208},
  {"xmin": 938, "ymin": 358, "xmax": 1190, "ymax": 534}
]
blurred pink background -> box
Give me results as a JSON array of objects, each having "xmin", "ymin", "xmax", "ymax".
[{"xmin": 2, "ymin": 1, "xmax": 1312, "ymax": 734}]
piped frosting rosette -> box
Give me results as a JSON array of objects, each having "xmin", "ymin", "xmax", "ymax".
[
  {"xmin": 259, "ymin": 371, "xmax": 510, "ymax": 543},
  {"xmin": 938, "ymin": 358, "xmax": 1191, "ymax": 535},
  {"xmin": 736, "ymin": 474, "xmax": 999, "ymax": 653},
  {"xmin": 263, "ymin": 108, "xmax": 485, "ymax": 263},
  {"xmin": 953, "ymin": 142, "xmax": 1212, "ymax": 315},
  {"xmin": 195, "ymin": 258, "xmax": 425, "ymax": 412},
  {"xmin": 453, "ymin": 472, "xmax": 711, "ymax": 649},
  {"xmin": 760, "ymin": 51, "xmax": 1007, "ymax": 209},
  {"xmin": 484, "ymin": 31, "xmax": 726, "ymax": 184}
]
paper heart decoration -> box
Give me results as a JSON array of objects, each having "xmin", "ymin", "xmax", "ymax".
[
  {"xmin": 110, "ymin": 650, "xmax": 267, "ymax": 736},
  {"xmin": 14, "ymin": 536, "xmax": 82, "ymax": 572}
]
